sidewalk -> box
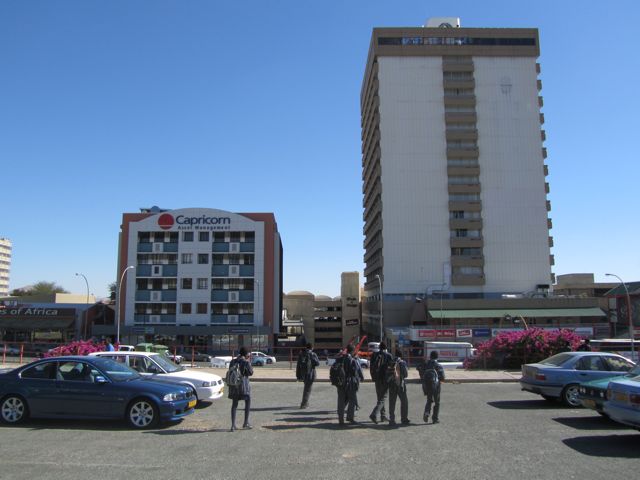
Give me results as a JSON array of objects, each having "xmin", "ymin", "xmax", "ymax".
[{"xmin": 202, "ymin": 365, "xmax": 522, "ymax": 383}]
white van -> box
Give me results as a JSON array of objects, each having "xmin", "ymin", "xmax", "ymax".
[{"xmin": 424, "ymin": 341, "xmax": 475, "ymax": 362}]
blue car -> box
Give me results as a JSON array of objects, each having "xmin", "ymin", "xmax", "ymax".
[
  {"xmin": 0, "ymin": 356, "xmax": 196, "ymax": 429},
  {"xmin": 520, "ymin": 352, "xmax": 635, "ymax": 407},
  {"xmin": 604, "ymin": 373, "xmax": 640, "ymax": 430}
]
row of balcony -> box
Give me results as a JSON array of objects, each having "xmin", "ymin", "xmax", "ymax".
[
  {"xmin": 138, "ymin": 242, "xmax": 255, "ymax": 253},
  {"xmin": 133, "ymin": 314, "xmax": 255, "ymax": 324},
  {"xmin": 134, "ymin": 290, "xmax": 256, "ymax": 302},
  {"xmin": 136, "ymin": 264, "xmax": 256, "ymax": 277}
]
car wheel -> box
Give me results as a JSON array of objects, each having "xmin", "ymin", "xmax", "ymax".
[
  {"xmin": 127, "ymin": 398, "xmax": 159, "ymax": 429},
  {"xmin": 266, "ymin": 359, "xmax": 273, "ymax": 364},
  {"xmin": 541, "ymin": 394, "xmax": 557, "ymax": 402},
  {"xmin": 597, "ymin": 411, "xmax": 609, "ymax": 418},
  {"xmin": 561, "ymin": 384, "xmax": 582, "ymax": 407},
  {"xmin": 1, "ymin": 395, "xmax": 29, "ymax": 424}
]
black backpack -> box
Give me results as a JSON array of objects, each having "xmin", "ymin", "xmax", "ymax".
[
  {"xmin": 225, "ymin": 361, "xmax": 243, "ymax": 387},
  {"xmin": 371, "ymin": 352, "xmax": 385, "ymax": 381},
  {"xmin": 330, "ymin": 358, "xmax": 346, "ymax": 387},
  {"xmin": 296, "ymin": 351, "xmax": 313, "ymax": 381},
  {"xmin": 385, "ymin": 359, "xmax": 402, "ymax": 386},
  {"xmin": 422, "ymin": 368, "xmax": 440, "ymax": 395}
]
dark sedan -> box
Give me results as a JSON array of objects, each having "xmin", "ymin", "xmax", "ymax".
[{"xmin": 0, "ymin": 356, "xmax": 196, "ymax": 429}]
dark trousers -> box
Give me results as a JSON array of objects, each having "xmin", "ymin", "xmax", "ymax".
[
  {"xmin": 424, "ymin": 385, "xmax": 441, "ymax": 421},
  {"xmin": 337, "ymin": 387, "xmax": 357, "ymax": 423},
  {"xmin": 370, "ymin": 379, "xmax": 388, "ymax": 420},
  {"xmin": 301, "ymin": 379, "xmax": 314, "ymax": 407},
  {"xmin": 388, "ymin": 383, "xmax": 408, "ymax": 423},
  {"xmin": 231, "ymin": 396, "xmax": 251, "ymax": 427}
]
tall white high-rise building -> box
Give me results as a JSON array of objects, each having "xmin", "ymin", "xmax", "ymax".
[
  {"xmin": 0, "ymin": 238, "xmax": 11, "ymax": 297},
  {"xmin": 361, "ymin": 18, "xmax": 553, "ymax": 335}
]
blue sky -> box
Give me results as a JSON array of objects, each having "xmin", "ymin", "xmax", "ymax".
[{"xmin": 1, "ymin": 1, "xmax": 639, "ymax": 298}]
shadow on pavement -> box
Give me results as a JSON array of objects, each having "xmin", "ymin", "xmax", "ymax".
[
  {"xmin": 487, "ymin": 399, "xmax": 566, "ymax": 410},
  {"xmin": 553, "ymin": 415, "xmax": 629, "ymax": 431},
  {"xmin": 562, "ymin": 434, "xmax": 640, "ymax": 458},
  {"xmin": 249, "ymin": 406, "xmax": 295, "ymax": 412},
  {"xmin": 12, "ymin": 418, "xmax": 131, "ymax": 431},
  {"xmin": 263, "ymin": 421, "xmax": 411, "ymax": 431}
]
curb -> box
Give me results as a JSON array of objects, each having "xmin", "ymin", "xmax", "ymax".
[{"xmin": 250, "ymin": 378, "xmax": 520, "ymax": 384}]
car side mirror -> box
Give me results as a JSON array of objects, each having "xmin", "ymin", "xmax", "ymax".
[{"xmin": 95, "ymin": 376, "xmax": 108, "ymax": 384}]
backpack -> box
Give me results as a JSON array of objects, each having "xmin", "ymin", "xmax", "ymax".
[
  {"xmin": 296, "ymin": 351, "xmax": 313, "ymax": 381},
  {"xmin": 371, "ymin": 352, "xmax": 385, "ymax": 381},
  {"xmin": 225, "ymin": 361, "xmax": 243, "ymax": 387},
  {"xmin": 422, "ymin": 368, "xmax": 440, "ymax": 395},
  {"xmin": 329, "ymin": 358, "xmax": 346, "ymax": 387},
  {"xmin": 385, "ymin": 359, "xmax": 402, "ymax": 386}
]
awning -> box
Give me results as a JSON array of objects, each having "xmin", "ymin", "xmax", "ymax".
[
  {"xmin": 0, "ymin": 318, "xmax": 75, "ymax": 329},
  {"xmin": 427, "ymin": 307, "xmax": 606, "ymax": 319}
]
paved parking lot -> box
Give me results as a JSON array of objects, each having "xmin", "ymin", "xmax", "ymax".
[{"xmin": 1, "ymin": 382, "xmax": 638, "ymax": 480}]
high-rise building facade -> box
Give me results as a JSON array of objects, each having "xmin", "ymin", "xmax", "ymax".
[
  {"xmin": 0, "ymin": 238, "xmax": 11, "ymax": 297},
  {"xmin": 114, "ymin": 207, "xmax": 283, "ymax": 351},
  {"xmin": 361, "ymin": 18, "xmax": 553, "ymax": 335}
]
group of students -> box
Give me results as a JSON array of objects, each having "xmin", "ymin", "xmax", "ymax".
[{"xmin": 224, "ymin": 342, "xmax": 445, "ymax": 431}]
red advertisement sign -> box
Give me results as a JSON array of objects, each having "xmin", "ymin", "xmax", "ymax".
[
  {"xmin": 418, "ymin": 329, "xmax": 437, "ymax": 338},
  {"xmin": 436, "ymin": 329, "xmax": 456, "ymax": 338},
  {"xmin": 456, "ymin": 329, "xmax": 472, "ymax": 338}
]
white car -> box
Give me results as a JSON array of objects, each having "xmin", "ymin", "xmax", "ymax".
[
  {"xmin": 211, "ymin": 356, "xmax": 233, "ymax": 368},
  {"xmin": 326, "ymin": 355, "xmax": 370, "ymax": 369},
  {"xmin": 250, "ymin": 351, "xmax": 276, "ymax": 364},
  {"xmin": 90, "ymin": 351, "xmax": 224, "ymax": 403}
]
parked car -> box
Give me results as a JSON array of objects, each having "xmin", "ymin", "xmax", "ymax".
[
  {"xmin": 0, "ymin": 356, "xmax": 196, "ymax": 428},
  {"xmin": 251, "ymin": 355, "xmax": 267, "ymax": 366},
  {"xmin": 211, "ymin": 356, "xmax": 232, "ymax": 368},
  {"xmin": 578, "ymin": 361, "xmax": 640, "ymax": 415},
  {"xmin": 181, "ymin": 351, "xmax": 213, "ymax": 363},
  {"xmin": 91, "ymin": 351, "xmax": 223, "ymax": 403},
  {"xmin": 326, "ymin": 355, "xmax": 370, "ymax": 369},
  {"xmin": 520, "ymin": 352, "xmax": 635, "ymax": 407},
  {"xmin": 604, "ymin": 373, "xmax": 640, "ymax": 430},
  {"xmin": 250, "ymin": 351, "xmax": 276, "ymax": 364},
  {"xmin": 1, "ymin": 344, "xmax": 20, "ymax": 356}
]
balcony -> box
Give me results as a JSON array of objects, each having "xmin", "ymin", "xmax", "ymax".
[
  {"xmin": 443, "ymin": 79, "xmax": 475, "ymax": 90},
  {"xmin": 211, "ymin": 314, "xmax": 254, "ymax": 324},
  {"xmin": 451, "ymin": 274, "xmax": 485, "ymax": 286},
  {"xmin": 445, "ymin": 129, "xmax": 478, "ymax": 141},
  {"xmin": 448, "ymin": 201, "xmax": 482, "ymax": 212},
  {"xmin": 450, "ymin": 255, "xmax": 485, "ymax": 267},
  {"xmin": 447, "ymin": 146, "xmax": 479, "ymax": 158},
  {"xmin": 135, "ymin": 265, "xmax": 177, "ymax": 277},
  {"xmin": 240, "ymin": 242, "xmax": 255, "ymax": 252},
  {"xmin": 448, "ymin": 166, "xmax": 480, "ymax": 176},
  {"xmin": 212, "ymin": 242, "xmax": 229, "ymax": 253},
  {"xmin": 445, "ymin": 112, "xmax": 477, "ymax": 123},
  {"xmin": 448, "ymin": 184, "xmax": 481, "ymax": 194},
  {"xmin": 450, "ymin": 237, "xmax": 484, "ymax": 249},
  {"xmin": 138, "ymin": 243, "xmax": 152, "ymax": 253},
  {"xmin": 135, "ymin": 290, "xmax": 177, "ymax": 302},
  {"xmin": 134, "ymin": 314, "xmax": 176, "ymax": 324},
  {"xmin": 443, "ymin": 95, "xmax": 476, "ymax": 107},
  {"xmin": 449, "ymin": 218, "xmax": 483, "ymax": 230}
]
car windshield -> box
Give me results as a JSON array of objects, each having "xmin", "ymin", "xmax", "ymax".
[
  {"xmin": 627, "ymin": 364, "xmax": 640, "ymax": 377},
  {"xmin": 152, "ymin": 354, "xmax": 183, "ymax": 372},
  {"xmin": 540, "ymin": 353, "xmax": 573, "ymax": 366},
  {"xmin": 92, "ymin": 357, "xmax": 141, "ymax": 382}
]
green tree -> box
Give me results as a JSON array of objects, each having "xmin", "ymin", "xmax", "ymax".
[{"xmin": 10, "ymin": 281, "xmax": 69, "ymax": 296}]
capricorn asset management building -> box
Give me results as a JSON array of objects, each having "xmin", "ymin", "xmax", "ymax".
[{"xmin": 112, "ymin": 207, "xmax": 283, "ymax": 351}]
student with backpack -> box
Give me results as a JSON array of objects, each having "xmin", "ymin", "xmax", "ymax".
[
  {"xmin": 368, "ymin": 342, "xmax": 393, "ymax": 424},
  {"xmin": 296, "ymin": 343, "xmax": 320, "ymax": 409},
  {"xmin": 386, "ymin": 350, "xmax": 410, "ymax": 426},
  {"xmin": 333, "ymin": 344, "xmax": 364, "ymax": 425},
  {"xmin": 226, "ymin": 347, "xmax": 254, "ymax": 432},
  {"xmin": 418, "ymin": 350, "xmax": 445, "ymax": 424}
]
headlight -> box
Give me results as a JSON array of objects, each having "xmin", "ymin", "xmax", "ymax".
[
  {"xmin": 579, "ymin": 387, "xmax": 585, "ymax": 394},
  {"xmin": 163, "ymin": 392, "xmax": 179, "ymax": 402},
  {"xmin": 202, "ymin": 381, "xmax": 212, "ymax": 387},
  {"xmin": 599, "ymin": 391, "xmax": 605, "ymax": 398}
]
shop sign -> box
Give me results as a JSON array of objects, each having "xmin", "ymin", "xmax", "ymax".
[
  {"xmin": 456, "ymin": 329, "xmax": 472, "ymax": 338},
  {"xmin": 436, "ymin": 329, "xmax": 456, "ymax": 338},
  {"xmin": 34, "ymin": 331, "xmax": 62, "ymax": 340},
  {"xmin": 473, "ymin": 328, "xmax": 491, "ymax": 337},
  {"xmin": 345, "ymin": 318, "xmax": 359, "ymax": 326}
]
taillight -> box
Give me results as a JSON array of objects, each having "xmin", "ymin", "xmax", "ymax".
[
  {"xmin": 630, "ymin": 394, "xmax": 640, "ymax": 405},
  {"xmin": 535, "ymin": 373, "xmax": 546, "ymax": 381}
]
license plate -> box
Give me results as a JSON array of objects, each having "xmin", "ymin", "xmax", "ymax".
[
  {"xmin": 613, "ymin": 392, "xmax": 628, "ymax": 403},
  {"xmin": 188, "ymin": 399, "xmax": 197, "ymax": 409},
  {"xmin": 582, "ymin": 399, "xmax": 596, "ymax": 409}
]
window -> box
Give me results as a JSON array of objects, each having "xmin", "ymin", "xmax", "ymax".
[
  {"xmin": 180, "ymin": 303, "xmax": 192, "ymax": 314},
  {"xmin": 197, "ymin": 278, "xmax": 208, "ymax": 289},
  {"xmin": 196, "ymin": 303, "xmax": 208, "ymax": 314},
  {"xmin": 199, "ymin": 232, "xmax": 209, "ymax": 242},
  {"xmin": 603, "ymin": 356, "xmax": 634, "ymax": 372},
  {"xmin": 181, "ymin": 278, "xmax": 192, "ymax": 289},
  {"xmin": 181, "ymin": 253, "xmax": 193, "ymax": 264},
  {"xmin": 183, "ymin": 232, "xmax": 194, "ymax": 242},
  {"xmin": 152, "ymin": 265, "xmax": 161, "ymax": 275},
  {"xmin": 230, "ymin": 232, "xmax": 241, "ymax": 242},
  {"xmin": 198, "ymin": 254, "xmax": 209, "ymax": 264},
  {"xmin": 575, "ymin": 356, "xmax": 606, "ymax": 371},
  {"xmin": 214, "ymin": 232, "xmax": 226, "ymax": 242},
  {"xmin": 21, "ymin": 362, "xmax": 56, "ymax": 380},
  {"xmin": 58, "ymin": 361, "xmax": 98, "ymax": 383}
]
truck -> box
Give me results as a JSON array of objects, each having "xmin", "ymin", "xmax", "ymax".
[{"xmin": 424, "ymin": 341, "xmax": 475, "ymax": 362}]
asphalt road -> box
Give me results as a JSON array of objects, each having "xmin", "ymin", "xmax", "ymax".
[{"xmin": 1, "ymin": 382, "xmax": 638, "ymax": 480}]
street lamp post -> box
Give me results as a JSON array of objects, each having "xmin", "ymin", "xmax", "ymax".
[
  {"xmin": 75, "ymin": 273, "xmax": 90, "ymax": 339},
  {"xmin": 606, "ymin": 273, "xmax": 635, "ymax": 362},
  {"xmin": 116, "ymin": 266, "xmax": 135, "ymax": 345},
  {"xmin": 254, "ymin": 279, "xmax": 260, "ymax": 349},
  {"xmin": 375, "ymin": 274, "xmax": 383, "ymax": 341}
]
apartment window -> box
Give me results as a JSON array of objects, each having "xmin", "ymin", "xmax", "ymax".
[
  {"xmin": 448, "ymin": 176, "xmax": 479, "ymax": 185},
  {"xmin": 449, "ymin": 193, "xmax": 480, "ymax": 202},
  {"xmin": 181, "ymin": 278, "xmax": 192, "ymax": 289},
  {"xmin": 230, "ymin": 232, "xmax": 241, "ymax": 243},
  {"xmin": 196, "ymin": 303, "xmax": 208, "ymax": 314},
  {"xmin": 183, "ymin": 232, "xmax": 194, "ymax": 242},
  {"xmin": 152, "ymin": 266, "xmax": 161, "ymax": 275},
  {"xmin": 181, "ymin": 253, "xmax": 193, "ymax": 264},
  {"xmin": 180, "ymin": 303, "xmax": 192, "ymax": 314},
  {"xmin": 198, "ymin": 253, "xmax": 209, "ymax": 264},
  {"xmin": 197, "ymin": 278, "xmax": 208, "ymax": 290},
  {"xmin": 166, "ymin": 279, "xmax": 177, "ymax": 290},
  {"xmin": 452, "ymin": 247, "xmax": 482, "ymax": 256},
  {"xmin": 454, "ymin": 266, "xmax": 483, "ymax": 275},
  {"xmin": 199, "ymin": 232, "xmax": 209, "ymax": 242},
  {"xmin": 450, "ymin": 211, "xmax": 480, "ymax": 220},
  {"xmin": 214, "ymin": 232, "xmax": 226, "ymax": 242}
]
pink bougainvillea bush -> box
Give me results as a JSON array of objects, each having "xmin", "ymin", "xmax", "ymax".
[
  {"xmin": 464, "ymin": 328, "xmax": 584, "ymax": 370},
  {"xmin": 44, "ymin": 340, "xmax": 106, "ymax": 357}
]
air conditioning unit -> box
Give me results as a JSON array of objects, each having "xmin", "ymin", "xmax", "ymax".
[
  {"xmin": 149, "ymin": 315, "xmax": 160, "ymax": 323},
  {"xmin": 228, "ymin": 315, "xmax": 239, "ymax": 324},
  {"xmin": 230, "ymin": 242, "xmax": 240, "ymax": 252},
  {"xmin": 229, "ymin": 265, "xmax": 239, "ymax": 276},
  {"xmin": 153, "ymin": 243, "xmax": 163, "ymax": 253},
  {"xmin": 152, "ymin": 266, "xmax": 161, "ymax": 277},
  {"xmin": 151, "ymin": 291, "xmax": 161, "ymax": 302},
  {"xmin": 229, "ymin": 291, "xmax": 239, "ymax": 302}
]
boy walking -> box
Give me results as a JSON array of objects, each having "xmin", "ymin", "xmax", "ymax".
[
  {"xmin": 368, "ymin": 341, "xmax": 393, "ymax": 424},
  {"xmin": 227, "ymin": 347, "xmax": 254, "ymax": 431},
  {"xmin": 387, "ymin": 350, "xmax": 410, "ymax": 426},
  {"xmin": 418, "ymin": 350, "xmax": 445, "ymax": 424},
  {"xmin": 296, "ymin": 343, "xmax": 320, "ymax": 408},
  {"xmin": 334, "ymin": 344, "xmax": 364, "ymax": 425}
]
